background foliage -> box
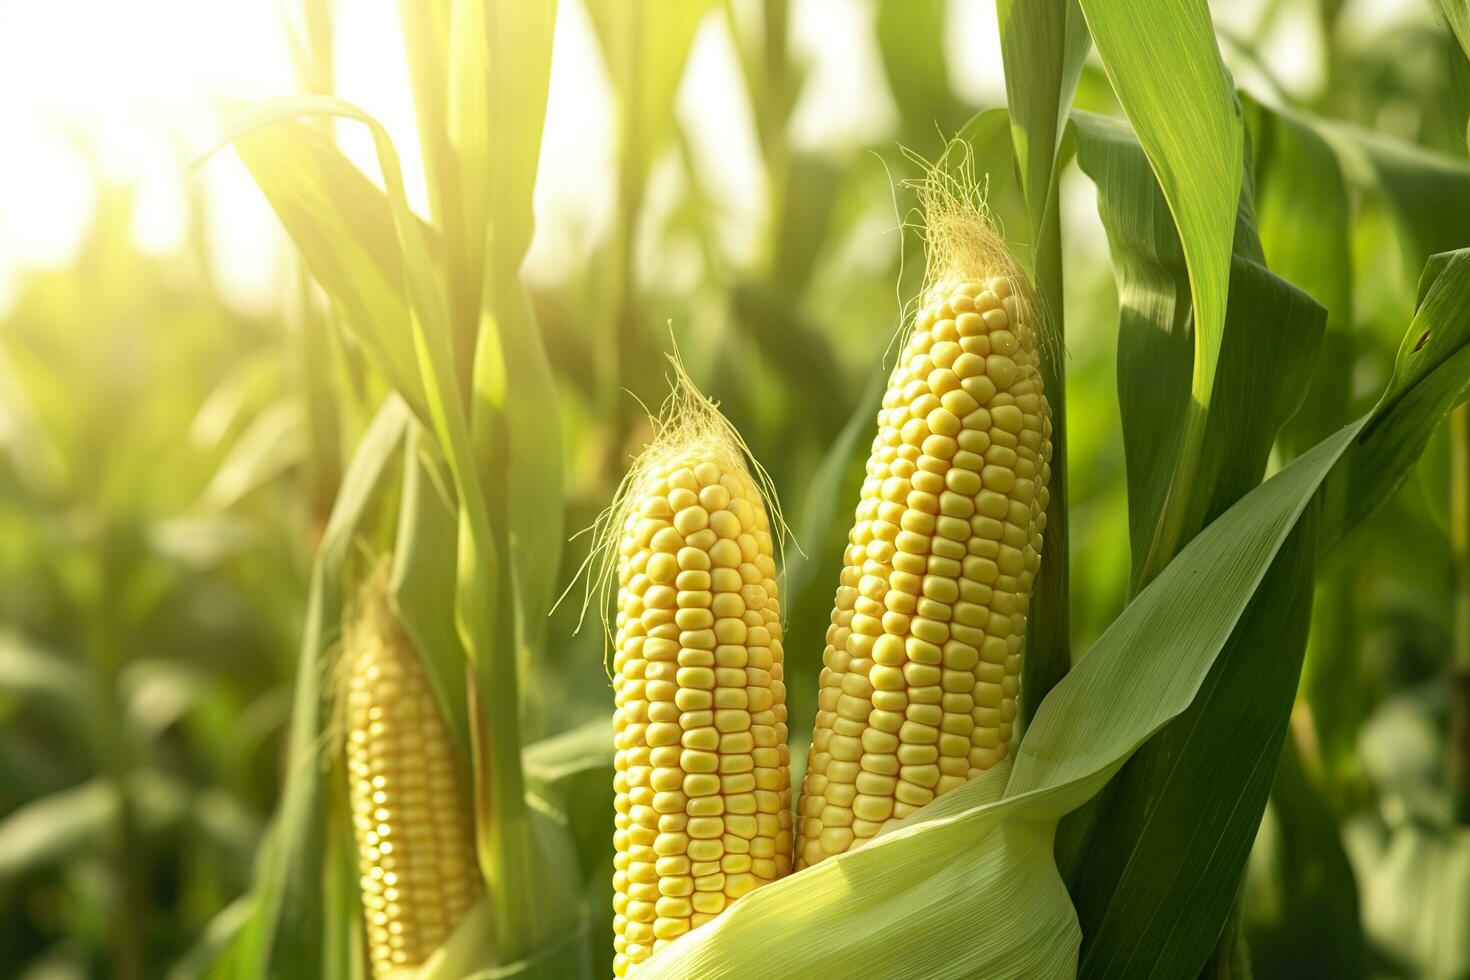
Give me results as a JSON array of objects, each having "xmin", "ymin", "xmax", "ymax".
[{"xmin": 2, "ymin": 0, "xmax": 1470, "ymax": 977}]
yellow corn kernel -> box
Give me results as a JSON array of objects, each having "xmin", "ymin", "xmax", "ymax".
[
  {"xmin": 611, "ymin": 380, "xmax": 792, "ymax": 975},
  {"xmin": 797, "ymin": 265, "xmax": 1051, "ymax": 871},
  {"xmin": 342, "ymin": 569, "xmax": 480, "ymax": 978}
]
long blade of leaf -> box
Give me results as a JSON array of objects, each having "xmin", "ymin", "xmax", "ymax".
[{"xmin": 1076, "ymin": 0, "xmax": 1244, "ymax": 582}]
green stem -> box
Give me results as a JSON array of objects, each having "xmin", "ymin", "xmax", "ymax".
[
  {"xmin": 1450, "ymin": 404, "xmax": 1470, "ymax": 822},
  {"xmin": 1023, "ymin": 187, "xmax": 1071, "ymax": 725}
]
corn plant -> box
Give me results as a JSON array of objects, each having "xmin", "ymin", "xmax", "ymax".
[
  {"xmin": 9, "ymin": 0, "xmax": 1470, "ymax": 978},
  {"xmin": 209, "ymin": 0, "xmax": 1470, "ymax": 975}
]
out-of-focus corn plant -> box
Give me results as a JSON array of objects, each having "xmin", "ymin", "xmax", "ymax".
[{"xmin": 0, "ymin": 177, "xmax": 309, "ymax": 977}]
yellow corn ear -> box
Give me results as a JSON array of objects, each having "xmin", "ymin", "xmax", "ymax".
[
  {"xmin": 609, "ymin": 389, "xmax": 792, "ymax": 976},
  {"xmin": 342, "ymin": 570, "xmax": 480, "ymax": 978},
  {"xmin": 796, "ymin": 267, "xmax": 1052, "ymax": 869}
]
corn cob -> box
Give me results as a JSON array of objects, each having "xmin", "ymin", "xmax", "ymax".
[
  {"xmin": 608, "ymin": 379, "xmax": 792, "ymax": 975},
  {"xmin": 342, "ymin": 570, "xmax": 479, "ymax": 978},
  {"xmin": 796, "ymin": 205, "xmax": 1051, "ymax": 869}
]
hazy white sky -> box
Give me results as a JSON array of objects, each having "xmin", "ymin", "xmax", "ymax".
[
  {"xmin": 0, "ymin": 0, "xmax": 1004, "ymax": 318},
  {"xmin": 0, "ymin": 0, "xmax": 1359, "ymax": 318}
]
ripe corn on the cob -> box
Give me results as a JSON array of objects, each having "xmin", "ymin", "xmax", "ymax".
[
  {"xmin": 342, "ymin": 571, "xmax": 480, "ymax": 978},
  {"xmin": 797, "ymin": 265, "xmax": 1051, "ymax": 869},
  {"xmin": 609, "ymin": 389, "xmax": 792, "ymax": 976}
]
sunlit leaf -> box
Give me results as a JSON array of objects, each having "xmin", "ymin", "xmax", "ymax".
[
  {"xmin": 0, "ymin": 632, "xmax": 92, "ymax": 709},
  {"xmin": 1355, "ymin": 822, "xmax": 1470, "ymax": 977},
  {"xmin": 221, "ymin": 117, "xmax": 428, "ymax": 422},
  {"xmin": 584, "ymin": 0, "xmax": 713, "ymax": 185},
  {"xmin": 1076, "ymin": 0, "xmax": 1244, "ymax": 579},
  {"xmin": 0, "ymin": 779, "xmax": 116, "ymax": 878},
  {"xmin": 998, "ymin": 0, "xmax": 1088, "ymax": 222},
  {"xmin": 167, "ymin": 896, "xmax": 254, "ymax": 980},
  {"xmin": 390, "ymin": 426, "xmax": 470, "ymax": 754},
  {"xmin": 198, "ymin": 401, "xmax": 307, "ymax": 512}
]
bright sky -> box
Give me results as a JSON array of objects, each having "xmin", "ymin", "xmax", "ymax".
[
  {"xmin": 0, "ymin": 0, "xmax": 1004, "ymax": 319},
  {"xmin": 0, "ymin": 0, "xmax": 1355, "ymax": 319}
]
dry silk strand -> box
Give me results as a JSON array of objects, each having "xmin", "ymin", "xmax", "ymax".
[
  {"xmin": 340, "ymin": 568, "xmax": 480, "ymax": 978},
  {"xmin": 796, "ymin": 160, "xmax": 1052, "ymax": 868},
  {"xmin": 605, "ymin": 367, "xmax": 793, "ymax": 975}
]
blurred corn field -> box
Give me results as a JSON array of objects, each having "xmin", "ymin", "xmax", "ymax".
[{"xmin": 3, "ymin": 0, "xmax": 1470, "ymax": 977}]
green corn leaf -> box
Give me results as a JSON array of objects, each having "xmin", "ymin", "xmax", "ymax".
[
  {"xmin": 167, "ymin": 896, "xmax": 254, "ymax": 980},
  {"xmin": 443, "ymin": 0, "xmax": 493, "ymax": 371},
  {"xmin": 524, "ymin": 718, "xmax": 617, "ymax": 880},
  {"xmin": 390, "ymin": 424, "xmax": 471, "ymax": 755},
  {"xmin": 1320, "ymin": 249, "xmax": 1470, "ymax": 553},
  {"xmin": 998, "ymin": 0, "xmax": 1088, "ymax": 223},
  {"xmin": 1069, "ymin": 110, "xmax": 1321, "ymax": 583},
  {"xmin": 481, "ymin": 0, "xmax": 558, "ymax": 285},
  {"xmin": 1327, "ymin": 122, "xmax": 1470, "ymax": 275},
  {"xmin": 398, "ymin": 0, "xmax": 453, "ymax": 225},
  {"xmin": 220, "ymin": 118, "xmax": 428, "ymax": 423},
  {"xmin": 465, "ymin": 0, "xmax": 562, "ymax": 666},
  {"xmin": 185, "ymin": 353, "xmax": 286, "ymax": 453},
  {"xmin": 456, "ymin": 3, "xmax": 574, "ymax": 951},
  {"xmin": 1437, "ymin": 0, "xmax": 1470, "ymax": 63},
  {"xmin": 1245, "ymin": 96, "xmax": 1362, "ymax": 774},
  {"xmin": 1071, "ymin": 514, "xmax": 1317, "ymax": 979},
  {"xmin": 1247, "ymin": 98, "xmax": 1356, "ymax": 452},
  {"xmin": 1076, "ymin": 0, "xmax": 1244, "ymax": 582},
  {"xmin": 524, "ymin": 720, "xmax": 618, "ymax": 980},
  {"xmin": 472, "ymin": 274, "xmax": 565, "ymax": 659},
  {"xmin": 1060, "ymin": 107, "xmax": 1325, "ymax": 977}
]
